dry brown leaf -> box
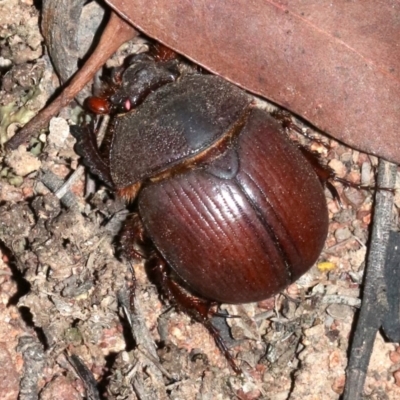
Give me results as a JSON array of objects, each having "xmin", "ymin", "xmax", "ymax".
[{"xmin": 106, "ymin": 0, "xmax": 400, "ymax": 164}]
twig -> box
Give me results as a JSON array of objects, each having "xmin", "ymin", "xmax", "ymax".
[
  {"xmin": 67, "ymin": 353, "xmax": 101, "ymax": 400},
  {"xmin": 6, "ymin": 12, "xmax": 137, "ymax": 150},
  {"xmin": 343, "ymin": 159, "xmax": 397, "ymax": 400},
  {"xmin": 54, "ymin": 165, "xmax": 85, "ymax": 200},
  {"xmin": 17, "ymin": 335, "xmax": 45, "ymax": 400},
  {"xmin": 118, "ymin": 285, "xmax": 170, "ymax": 399},
  {"xmin": 321, "ymin": 294, "xmax": 361, "ymax": 308},
  {"xmin": 381, "ymin": 231, "xmax": 400, "ymax": 342},
  {"xmin": 39, "ymin": 169, "xmax": 80, "ymax": 209}
]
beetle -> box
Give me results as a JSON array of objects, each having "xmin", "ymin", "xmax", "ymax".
[{"xmin": 71, "ymin": 50, "xmax": 329, "ymax": 373}]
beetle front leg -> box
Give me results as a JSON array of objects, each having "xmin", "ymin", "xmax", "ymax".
[
  {"xmin": 147, "ymin": 253, "xmax": 242, "ymax": 374},
  {"xmin": 120, "ymin": 213, "xmax": 153, "ymax": 260},
  {"xmin": 70, "ymin": 122, "xmax": 114, "ymax": 187}
]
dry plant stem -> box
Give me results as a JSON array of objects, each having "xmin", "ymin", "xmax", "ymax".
[
  {"xmin": 55, "ymin": 165, "xmax": 85, "ymax": 199},
  {"xmin": 67, "ymin": 354, "xmax": 101, "ymax": 400},
  {"xmin": 118, "ymin": 288, "xmax": 169, "ymax": 400},
  {"xmin": 6, "ymin": 12, "xmax": 137, "ymax": 150},
  {"xmin": 39, "ymin": 169, "xmax": 79, "ymax": 209},
  {"xmin": 343, "ymin": 159, "xmax": 397, "ymax": 400},
  {"xmin": 17, "ymin": 336, "xmax": 45, "ymax": 400}
]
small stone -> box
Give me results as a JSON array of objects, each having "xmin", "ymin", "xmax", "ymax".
[
  {"xmin": 334, "ymin": 227, "xmax": 352, "ymax": 242},
  {"xmin": 329, "ymin": 159, "xmax": 347, "ymax": 178},
  {"xmin": 394, "ymin": 369, "xmax": 400, "ymax": 387},
  {"xmin": 328, "ymin": 350, "xmax": 342, "ymax": 369},
  {"xmin": 5, "ymin": 145, "xmax": 41, "ymax": 176},
  {"xmin": 48, "ymin": 117, "xmax": 70, "ymax": 149},
  {"xmin": 331, "ymin": 375, "xmax": 345, "ymax": 394},
  {"xmin": 390, "ymin": 351, "xmax": 400, "ymax": 364}
]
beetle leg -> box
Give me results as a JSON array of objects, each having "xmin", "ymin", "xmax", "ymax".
[
  {"xmin": 275, "ymin": 111, "xmax": 391, "ymax": 197},
  {"xmin": 147, "ymin": 254, "xmax": 242, "ymax": 374},
  {"xmin": 331, "ymin": 176, "xmax": 395, "ymax": 194},
  {"xmin": 299, "ymin": 147, "xmax": 393, "ymax": 202},
  {"xmin": 70, "ymin": 122, "xmax": 114, "ymax": 187},
  {"xmin": 271, "ymin": 112, "xmax": 348, "ymax": 204},
  {"xmin": 120, "ymin": 214, "xmax": 153, "ymax": 260},
  {"xmin": 272, "ymin": 109, "xmax": 329, "ymax": 147},
  {"xmin": 150, "ymin": 43, "xmax": 179, "ymax": 63}
]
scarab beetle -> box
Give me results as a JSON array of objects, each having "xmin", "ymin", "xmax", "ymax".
[{"xmin": 71, "ymin": 50, "xmax": 329, "ymax": 372}]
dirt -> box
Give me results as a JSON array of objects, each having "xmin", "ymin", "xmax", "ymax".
[{"xmin": 0, "ymin": 2, "xmax": 400, "ymax": 400}]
